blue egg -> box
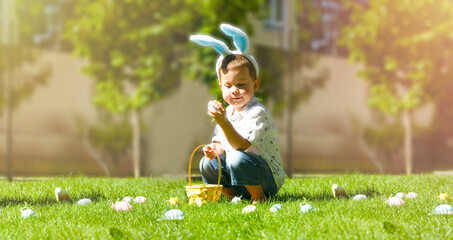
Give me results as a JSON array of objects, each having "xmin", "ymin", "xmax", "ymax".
[
  {"xmin": 434, "ymin": 204, "xmax": 453, "ymax": 214},
  {"xmin": 164, "ymin": 209, "xmax": 184, "ymax": 220}
]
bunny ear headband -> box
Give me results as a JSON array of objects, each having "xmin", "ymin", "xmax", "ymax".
[{"xmin": 190, "ymin": 23, "xmax": 259, "ymax": 81}]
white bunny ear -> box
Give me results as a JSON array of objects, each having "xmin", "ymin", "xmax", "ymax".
[
  {"xmin": 220, "ymin": 24, "xmax": 249, "ymax": 53},
  {"xmin": 189, "ymin": 35, "xmax": 231, "ymax": 56}
]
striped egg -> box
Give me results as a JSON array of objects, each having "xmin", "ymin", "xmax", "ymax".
[
  {"xmin": 300, "ymin": 203, "xmax": 314, "ymax": 213},
  {"xmin": 242, "ymin": 205, "xmax": 257, "ymax": 214},
  {"xmin": 434, "ymin": 204, "xmax": 453, "ymax": 214},
  {"xmin": 77, "ymin": 198, "xmax": 92, "ymax": 205},
  {"xmin": 269, "ymin": 204, "xmax": 282, "ymax": 213},
  {"xmin": 164, "ymin": 209, "xmax": 184, "ymax": 220},
  {"xmin": 353, "ymin": 194, "xmax": 367, "ymax": 201}
]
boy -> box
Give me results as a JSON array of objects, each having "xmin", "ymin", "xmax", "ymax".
[{"xmin": 191, "ymin": 24, "xmax": 285, "ymax": 203}]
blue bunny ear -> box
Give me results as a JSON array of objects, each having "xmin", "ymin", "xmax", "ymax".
[
  {"xmin": 189, "ymin": 35, "xmax": 231, "ymax": 55},
  {"xmin": 220, "ymin": 24, "xmax": 249, "ymax": 53}
]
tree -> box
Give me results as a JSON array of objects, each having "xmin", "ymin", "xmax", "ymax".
[
  {"xmin": 340, "ymin": 0, "xmax": 453, "ymax": 174},
  {"xmin": 1, "ymin": 0, "xmax": 52, "ymax": 181},
  {"xmin": 65, "ymin": 0, "xmax": 263, "ymax": 178}
]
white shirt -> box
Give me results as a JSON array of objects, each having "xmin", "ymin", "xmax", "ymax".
[{"xmin": 212, "ymin": 97, "xmax": 286, "ymax": 190}]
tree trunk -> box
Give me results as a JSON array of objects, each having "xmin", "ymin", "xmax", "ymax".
[
  {"xmin": 3, "ymin": 0, "xmax": 14, "ymax": 181},
  {"xmin": 402, "ymin": 110, "xmax": 413, "ymax": 175},
  {"xmin": 285, "ymin": 50, "xmax": 294, "ymax": 178},
  {"xmin": 82, "ymin": 127, "xmax": 110, "ymax": 177},
  {"xmin": 130, "ymin": 108, "xmax": 141, "ymax": 178},
  {"xmin": 356, "ymin": 128, "xmax": 384, "ymax": 174},
  {"xmin": 4, "ymin": 62, "xmax": 13, "ymax": 182}
]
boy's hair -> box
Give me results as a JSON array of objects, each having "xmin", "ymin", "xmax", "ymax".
[{"xmin": 219, "ymin": 54, "xmax": 257, "ymax": 81}]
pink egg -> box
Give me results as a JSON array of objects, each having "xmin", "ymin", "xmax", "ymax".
[
  {"xmin": 386, "ymin": 196, "xmax": 406, "ymax": 207},
  {"xmin": 109, "ymin": 200, "xmax": 133, "ymax": 212}
]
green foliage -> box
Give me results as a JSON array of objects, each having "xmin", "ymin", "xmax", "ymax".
[
  {"xmin": 65, "ymin": 0, "xmax": 263, "ymax": 114},
  {"xmin": 340, "ymin": 0, "xmax": 453, "ymax": 115},
  {"xmin": 0, "ymin": 0, "xmax": 53, "ymax": 116},
  {"xmin": 0, "ymin": 175, "xmax": 452, "ymax": 239}
]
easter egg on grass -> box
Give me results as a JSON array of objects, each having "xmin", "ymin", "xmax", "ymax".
[
  {"xmin": 386, "ymin": 197, "xmax": 406, "ymax": 207},
  {"xmin": 21, "ymin": 207, "xmax": 38, "ymax": 218},
  {"xmin": 164, "ymin": 209, "xmax": 184, "ymax": 220},
  {"xmin": 332, "ymin": 184, "xmax": 346, "ymax": 198},
  {"xmin": 434, "ymin": 204, "xmax": 453, "ymax": 214},
  {"xmin": 300, "ymin": 203, "xmax": 315, "ymax": 213},
  {"xmin": 231, "ymin": 196, "xmax": 242, "ymax": 204},
  {"xmin": 55, "ymin": 188, "xmax": 71, "ymax": 202},
  {"xmin": 353, "ymin": 194, "xmax": 367, "ymax": 201},
  {"xmin": 133, "ymin": 196, "xmax": 147, "ymax": 204},
  {"xmin": 77, "ymin": 198, "xmax": 92, "ymax": 205},
  {"xmin": 109, "ymin": 200, "xmax": 133, "ymax": 212},
  {"xmin": 405, "ymin": 192, "xmax": 418, "ymax": 199},
  {"xmin": 242, "ymin": 205, "xmax": 257, "ymax": 214},
  {"xmin": 269, "ymin": 204, "xmax": 282, "ymax": 213},
  {"xmin": 395, "ymin": 192, "xmax": 405, "ymax": 199},
  {"xmin": 122, "ymin": 196, "xmax": 133, "ymax": 203}
]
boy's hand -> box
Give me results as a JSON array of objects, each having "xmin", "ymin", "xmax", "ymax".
[
  {"xmin": 202, "ymin": 143, "xmax": 218, "ymax": 160},
  {"xmin": 207, "ymin": 100, "xmax": 227, "ymax": 125}
]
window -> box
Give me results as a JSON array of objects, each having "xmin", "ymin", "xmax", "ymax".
[{"xmin": 263, "ymin": 0, "xmax": 284, "ymax": 31}]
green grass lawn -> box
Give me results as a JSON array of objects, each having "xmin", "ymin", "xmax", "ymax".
[{"xmin": 0, "ymin": 174, "xmax": 452, "ymax": 239}]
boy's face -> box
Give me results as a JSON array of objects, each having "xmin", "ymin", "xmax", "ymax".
[{"xmin": 219, "ymin": 66, "xmax": 259, "ymax": 112}]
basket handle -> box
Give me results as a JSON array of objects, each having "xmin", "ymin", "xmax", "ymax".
[{"xmin": 188, "ymin": 144, "xmax": 221, "ymax": 186}]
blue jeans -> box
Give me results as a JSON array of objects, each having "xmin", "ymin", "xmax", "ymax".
[{"xmin": 199, "ymin": 150, "xmax": 278, "ymax": 199}]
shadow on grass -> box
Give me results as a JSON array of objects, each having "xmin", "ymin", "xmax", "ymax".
[
  {"xmin": 273, "ymin": 187, "xmax": 384, "ymax": 202},
  {"xmin": 0, "ymin": 191, "xmax": 108, "ymax": 207}
]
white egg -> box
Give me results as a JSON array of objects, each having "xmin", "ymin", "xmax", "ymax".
[
  {"xmin": 21, "ymin": 207, "xmax": 37, "ymax": 218},
  {"xmin": 133, "ymin": 196, "xmax": 147, "ymax": 204},
  {"xmin": 122, "ymin": 196, "xmax": 133, "ymax": 203},
  {"xmin": 164, "ymin": 209, "xmax": 184, "ymax": 220},
  {"xmin": 353, "ymin": 194, "xmax": 367, "ymax": 201},
  {"xmin": 405, "ymin": 192, "xmax": 418, "ymax": 199},
  {"xmin": 242, "ymin": 205, "xmax": 257, "ymax": 214},
  {"xmin": 269, "ymin": 204, "xmax": 282, "ymax": 213},
  {"xmin": 300, "ymin": 203, "xmax": 314, "ymax": 213},
  {"xmin": 231, "ymin": 196, "xmax": 242, "ymax": 204},
  {"xmin": 395, "ymin": 192, "xmax": 405, "ymax": 199},
  {"xmin": 77, "ymin": 198, "xmax": 92, "ymax": 205}
]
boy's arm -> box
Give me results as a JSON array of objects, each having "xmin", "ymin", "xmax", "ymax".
[{"xmin": 217, "ymin": 121, "xmax": 251, "ymax": 151}]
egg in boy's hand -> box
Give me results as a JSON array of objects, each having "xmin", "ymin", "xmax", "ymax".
[{"xmin": 208, "ymin": 101, "xmax": 218, "ymax": 112}]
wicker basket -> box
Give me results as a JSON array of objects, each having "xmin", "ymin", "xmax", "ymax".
[{"xmin": 186, "ymin": 145, "xmax": 223, "ymax": 206}]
